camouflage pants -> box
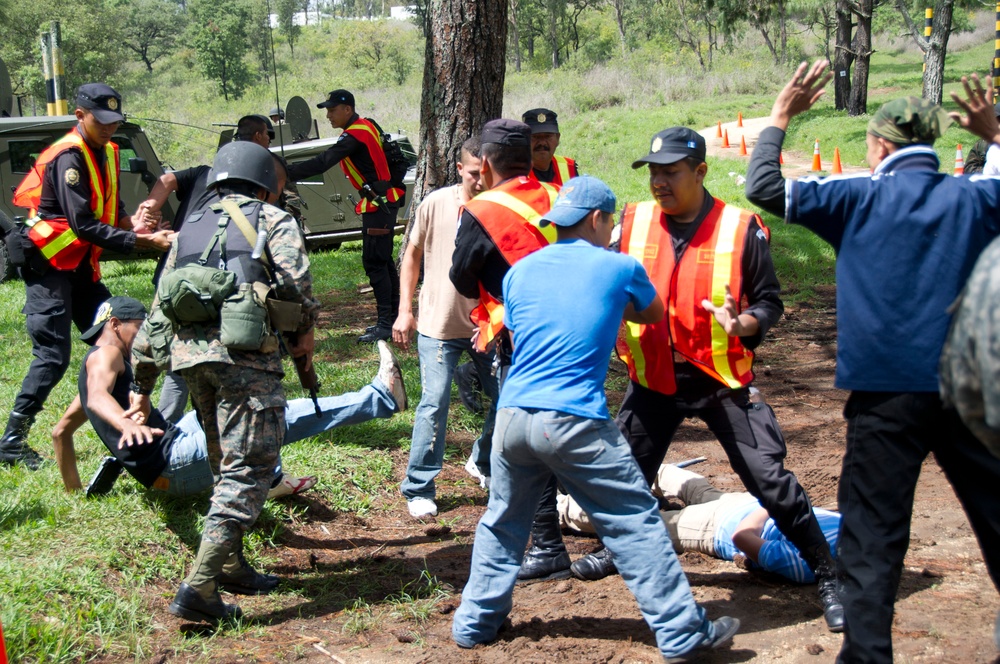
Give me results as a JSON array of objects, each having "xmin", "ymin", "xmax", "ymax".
[{"xmin": 180, "ymin": 362, "xmax": 287, "ymax": 548}]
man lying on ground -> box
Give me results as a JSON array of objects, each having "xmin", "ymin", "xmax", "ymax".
[
  {"xmin": 52, "ymin": 296, "xmax": 407, "ymax": 498},
  {"xmin": 558, "ymin": 462, "xmax": 840, "ymax": 584}
]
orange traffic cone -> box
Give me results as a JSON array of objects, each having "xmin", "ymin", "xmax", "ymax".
[
  {"xmin": 737, "ymin": 112, "xmax": 744, "ymax": 127},
  {"xmin": 722, "ymin": 128, "xmax": 731, "ymax": 148},
  {"xmin": 716, "ymin": 121, "xmax": 722, "ymax": 138},
  {"xmin": 954, "ymin": 143, "xmax": 964, "ymax": 175},
  {"xmin": 739, "ymin": 135, "xmax": 748, "ymax": 156},
  {"xmin": 811, "ymin": 138, "xmax": 822, "ymax": 171},
  {"xmin": 832, "ymin": 147, "xmax": 842, "ymax": 174},
  {"xmin": 1, "ymin": 617, "xmax": 8, "ymax": 664}
]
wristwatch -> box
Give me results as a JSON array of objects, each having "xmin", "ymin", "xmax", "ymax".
[{"xmin": 130, "ymin": 381, "xmax": 152, "ymax": 396}]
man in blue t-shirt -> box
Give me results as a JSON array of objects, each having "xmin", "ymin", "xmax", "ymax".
[
  {"xmin": 745, "ymin": 61, "xmax": 1000, "ymax": 662},
  {"xmin": 452, "ymin": 176, "xmax": 739, "ymax": 662}
]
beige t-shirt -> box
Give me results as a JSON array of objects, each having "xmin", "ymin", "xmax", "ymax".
[{"xmin": 410, "ymin": 184, "xmax": 479, "ymax": 340}]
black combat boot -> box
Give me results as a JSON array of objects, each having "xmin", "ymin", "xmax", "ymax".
[
  {"xmin": 217, "ymin": 541, "xmax": 280, "ymax": 595},
  {"xmin": 0, "ymin": 411, "xmax": 43, "ymax": 470},
  {"xmin": 517, "ymin": 512, "xmax": 571, "ymax": 583},
  {"xmin": 570, "ymin": 546, "xmax": 618, "ymax": 581},
  {"xmin": 169, "ymin": 540, "xmax": 242, "ymax": 623},
  {"xmin": 803, "ymin": 544, "xmax": 844, "ymax": 633}
]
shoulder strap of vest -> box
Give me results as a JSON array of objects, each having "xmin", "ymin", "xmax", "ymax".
[{"xmin": 220, "ymin": 199, "xmax": 258, "ymax": 248}]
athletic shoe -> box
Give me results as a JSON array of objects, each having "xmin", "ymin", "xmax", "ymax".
[
  {"xmin": 666, "ymin": 616, "xmax": 740, "ymax": 663},
  {"xmin": 267, "ymin": 475, "xmax": 317, "ymax": 499},
  {"xmin": 407, "ymin": 497, "xmax": 438, "ymax": 518},
  {"xmin": 376, "ymin": 340, "xmax": 407, "ymax": 411},
  {"xmin": 464, "ymin": 457, "xmax": 489, "ymax": 490}
]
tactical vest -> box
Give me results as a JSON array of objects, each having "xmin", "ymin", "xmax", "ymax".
[
  {"xmin": 175, "ymin": 200, "xmax": 269, "ymax": 281},
  {"xmin": 12, "ymin": 127, "xmax": 120, "ymax": 281},
  {"xmin": 616, "ymin": 198, "xmax": 766, "ymax": 394},
  {"xmin": 528, "ymin": 155, "xmax": 578, "ymax": 186},
  {"xmin": 340, "ymin": 118, "xmax": 405, "ymax": 214},
  {"xmin": 462, "ymin": 176, "xmax": 559, "ymax": 351}
]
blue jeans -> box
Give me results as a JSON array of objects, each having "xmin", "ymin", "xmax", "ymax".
[
  {"xmin": 401, "ymin": 334, "xmax": 498, "ymax": 500},
  {"xmin": 452, "ymin": 408, "xmax": 715, "ymax": 659},
  {"xmin": 156, "ymin": 382, "xmax": 397, "ymax": 496}
]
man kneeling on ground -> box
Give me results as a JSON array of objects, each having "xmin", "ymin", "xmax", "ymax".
[{"xmin": 52, "ymin": 296, "xmax": 407, "ymax": 499}]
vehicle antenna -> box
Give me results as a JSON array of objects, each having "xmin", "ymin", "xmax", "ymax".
[{"xmin": 265, "ymin": 0, "xmax": 285, "ymax": 159}]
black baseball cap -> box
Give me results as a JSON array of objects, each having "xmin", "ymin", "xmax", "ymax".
[
  {"xmin": 632, "ymin": 127, "xmax": 707, "ymax": 169},
  {"xmin": 481, "ymin": 119, "xmax": 532, "ymax": 147},
  {"xmin": 522, "ymin": 108, "xmax": 559, "ymax": 134},
  {"xmin": 317, "ymin": 89, "xmax": 355, "ymax": 109},
  {"xmin": 80, "ymin": 297, "xmax": 148, "ymax": 345},
  {"xmin": 76, "ymin": 83, "xmax": 124, "ymax": 124}
]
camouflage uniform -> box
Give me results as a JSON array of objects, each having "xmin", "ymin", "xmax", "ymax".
[
  {"xmin": 135, "ymin": 193, "xmax": 318, "ymax": 548},
  {"xmin": 940, "ymin": 234, "xmax": 1000, "ymax": 460}
]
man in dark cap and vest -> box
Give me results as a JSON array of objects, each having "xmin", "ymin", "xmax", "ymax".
[
  {"xmin": 130, "ymin": 140, "xmax": 319, "ymax": 623},
  {"xmin": 285, "ymin": 89, "xmax": 404, "ymax": 343},
  {"xmin": 571, "ymin": 123, "xmax": 845, "ymax": 634},
  {"xmin": 0, "ymin": 83, "xmax": 174, "ymax": 470},
  {"xmin": 746, "ymin": 60, "xmax": 1000, "ymax": 663},
  {"xmin": 452, "ymin": 108, "xmax": 580, "ymax": 410},
  {"xmin": 450, "ymin": 118, "xmax": 574, "ymax": 581}
]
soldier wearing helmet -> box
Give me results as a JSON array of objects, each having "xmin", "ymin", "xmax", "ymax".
[{"xmin": 130, "ymin": 140, "xmax": 320, "ymax": 624}]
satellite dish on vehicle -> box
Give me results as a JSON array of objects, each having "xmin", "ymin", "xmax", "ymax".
[
  {"xmin": 285, "ymin": 96, "xmax": 312, "ymax": 142},
  {"xmin": 0, "ymin": 57, "xmax": 15, "ymax": 117}
]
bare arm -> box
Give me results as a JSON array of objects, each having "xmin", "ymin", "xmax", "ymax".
[
  {"xmin": 392, "ymin": 241, "xmax": 424, "ymax": 349},
  {"xmin": 86, "ymin": 346, "xmax": 163, "ymax": 449},
  {"xmin": 624, "ymin": 294, "xmax": 665, "ymax": 325},
  {"xmin": 731, "ymin": 507, "xmax": 771, "ymax": 563},
  {"xmin": 52, "ymin": 395, "xmax": 88, "ymax": 492}
]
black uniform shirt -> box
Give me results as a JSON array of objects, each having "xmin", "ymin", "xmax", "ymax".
[
  {"xmin": 532, "ymin": 163, "xmax": 557, "ymax": 183},
  {"xmin": 171, "ymin": 164, "xmax": 214, "ymax": 233},
  {"xmin": 450, "ymin": 207, "xmax": 512, "ymax": 301},
  {"xmin": 286, "ymin": 113, "xmax": 389, "ymax": 194},
  {"xmin": 37, "ymin": 135, "xmax": 134, "ymax": 255}
]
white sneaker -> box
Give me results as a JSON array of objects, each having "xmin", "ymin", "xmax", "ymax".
[
  {"xmin": 376, "ymin": 340, "xmax": 407, "ymax": 412},
  {"xmin": 407, "ymin": 497, "xmax": 438, "ymax": 518},
  {"xmin": 267, "ymin": 475, "xmax": 317, "ymax": 499},
  {"xmin": 464, "ymin": 457, "xmax": 489, "ymax": 490}
]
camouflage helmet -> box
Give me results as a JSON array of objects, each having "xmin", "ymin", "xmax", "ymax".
[{"xmin": 208, "ymin": 141, "xmax": 278, "ymax": 195}]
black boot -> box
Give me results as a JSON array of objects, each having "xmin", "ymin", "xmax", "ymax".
[
  {"xmin": 517, "ymin": 512, "xmax": 571, "ymax": 583},
  {"xmin": 803, "ymin": 544, "xmax": 844, "ymax": 633},
  {"xmin": 217, "ymin": 542, "xmax": 280, "ymax": 595},
  {"xmin": 570, "ymin": 546, "xmax": 618, "ymax": 581},
  {"xmin": 168, "ymin": 582, "xmax": 243, "ymax": 623},
  {"xmin": 0, "ymin": 411, "xmax": 43, "ymax": 470}
]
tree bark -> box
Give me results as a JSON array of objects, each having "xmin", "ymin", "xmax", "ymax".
[
  {"xmin": 415, "ymin": 0, "xmax": 507, "ymax": 204},
  {"xmin": 894, "ymin": 0, "xmax": 954, "ymax": 105},
  {"xmin": 848, "ymin": 0, "xmax": 872, "ymax": 116},
  {"xmin": 833, "ymin": 0, "xmax": 854, "ymax": 111}
]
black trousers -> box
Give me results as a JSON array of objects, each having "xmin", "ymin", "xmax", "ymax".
[
  {"xmin": 836, "ymin": 391, "xmax": 1000, "ymax": 664},
  {"xmin": 361, "ymin": 206, "xmax": 399, "ymax": 329},
  {"xmin": 13, "ymin": 263, "xmax": 111, "ymax": 416},
  {"xmin": 615, "ymin": 380, "xmax": 829, "ymax": 563}
]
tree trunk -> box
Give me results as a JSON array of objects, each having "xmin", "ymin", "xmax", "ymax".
[
  {"xmin": 415, "ymin": 0, "xmax": 507, "ymax": 204},
  {"xmin": 922, "ymin": 1, "xmax": 953, "ymax": 104},
  {"xmin": 509, "ymin": 0, "xmax": 522, "ymax": 73},
  {"xmin": 833, "ymin": 0, "xmax": 854, "ymax": 111},
  {"xmin": 848, "ymin": 0, "xmax": 872, "ymax": 116}
]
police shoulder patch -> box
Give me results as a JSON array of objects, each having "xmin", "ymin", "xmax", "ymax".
[{"xmin": 65, "ymin": 168, "xmax": 80, "ymax": 186}]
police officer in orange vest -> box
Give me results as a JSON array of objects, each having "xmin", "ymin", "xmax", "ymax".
[
  {"xmin": 0, "ymin": 83, "xmax": 174, "ymax": 470},
  {"xmin": 569, "ymin": 127, "xmax": 845, "ymax": 633},
  {"xmin": 286, "ymin": 90, "xmax": 404, "ymax": 343},
  {"xmin": 450, "ymin": 119, "xmax": 571, "ymax": 582},
  {"xmin": 522, "ymin": 108, "xmax": 579, "ymax": 185}
]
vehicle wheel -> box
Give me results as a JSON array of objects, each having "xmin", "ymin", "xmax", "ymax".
[{"xmin": 0, "ymin": 239, "xmax": 17, "ymax": 284}]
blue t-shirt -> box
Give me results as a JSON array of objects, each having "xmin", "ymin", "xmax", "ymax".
[
  {"xmin": 786, "ymin": 146, "xmax": 1000, "ymax": 392},
  {"xmin": 714, "ymin": 500, "xmax": 841, "ymax": 584},
  {"xmin": 499, "ymin": 239, "xmax": 658, "ymax": 419}
]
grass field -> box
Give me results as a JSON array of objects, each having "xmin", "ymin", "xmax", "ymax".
[{"xmin": 2, "ymin": 18, "xmax": 999, "ymax": 662}]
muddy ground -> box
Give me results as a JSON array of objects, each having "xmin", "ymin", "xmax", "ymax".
[{"xmin": 129, "ymin": 286, "xmax": 999, "ymax": 664}]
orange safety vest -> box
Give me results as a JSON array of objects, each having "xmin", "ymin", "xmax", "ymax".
[
  {"xmin": 340, "ymin": 118, "xmax": 405, "ymax": 214},
  {"xmin": 462, "ymin": 176, "xmax": 559, "ymax": 351},
  {"xmin": 528, "ymin": 155, "xmax": 578, "ymax": 186},
  {"xmin": 12, "ymin": 127, "xmax": 120, "ymax": 281},
  {"xmin": 616, "ymin": 198, "xmax": 768, "ymax": 394}
]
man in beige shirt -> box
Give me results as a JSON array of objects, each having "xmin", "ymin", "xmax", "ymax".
[{"xmin": 393, "ymin": 136, "xmax": 498, "ymax": 518}]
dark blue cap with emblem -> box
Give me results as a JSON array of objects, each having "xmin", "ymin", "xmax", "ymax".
[
  {"xmin": 522, "ymin": 108, "xmax": 559, "ymax": 134},
  {"xmin": 317, "ymin": 89, "xmax": 355, "ymax": 109},
  {"xmin": 631, "ymin": 127, "xmax": 706, "ymax": 169},
  {"xmin": 76, "ymin": 83, "xmax": 124, "ymax": 124},
  {"xmin": 481, "ymin": 119, "xmax": 532, "ymax": 147}
]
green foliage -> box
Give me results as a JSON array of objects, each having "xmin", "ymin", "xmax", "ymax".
[
  {"xmin": 275, "ymin": 0, "xmax": 307, "ymax": 54},
  {"xmin": 188, "ymin": 0, "xmax": 257, "ymax": 100},
  {"xmin": 115, "ymin": 0, "xmax": 187, "ymax": 72},
  {"xmin": 332, "ymin": 21, "xmax": 417, "ymax": 86}
]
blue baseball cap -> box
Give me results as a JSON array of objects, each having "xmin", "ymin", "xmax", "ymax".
[{"xmin": 539, "ymin": 176, "xmax": 617, "ymax": 227}]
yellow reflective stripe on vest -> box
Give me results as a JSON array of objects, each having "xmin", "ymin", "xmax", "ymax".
[
  {"xmin": 709, "ymin": 205, "xmax": 745, "ymax": 388},
  {"xmin": 474, "ymin": 189, "xmax": 558, "ymax": 243},
  {"xmin": 553, "ymin": 156, "xmax": 572, "ymax": 183},
  {"xmin": 622, "ymin": 201, "xmax": 658, "ymax": 389},
  {"xmin": 347, "ymin": 121, "xmax": 381, "ymax": 144},
  {"xmin": 39, "ymin": 226, "xmax": 80, "ymax": 259}
]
